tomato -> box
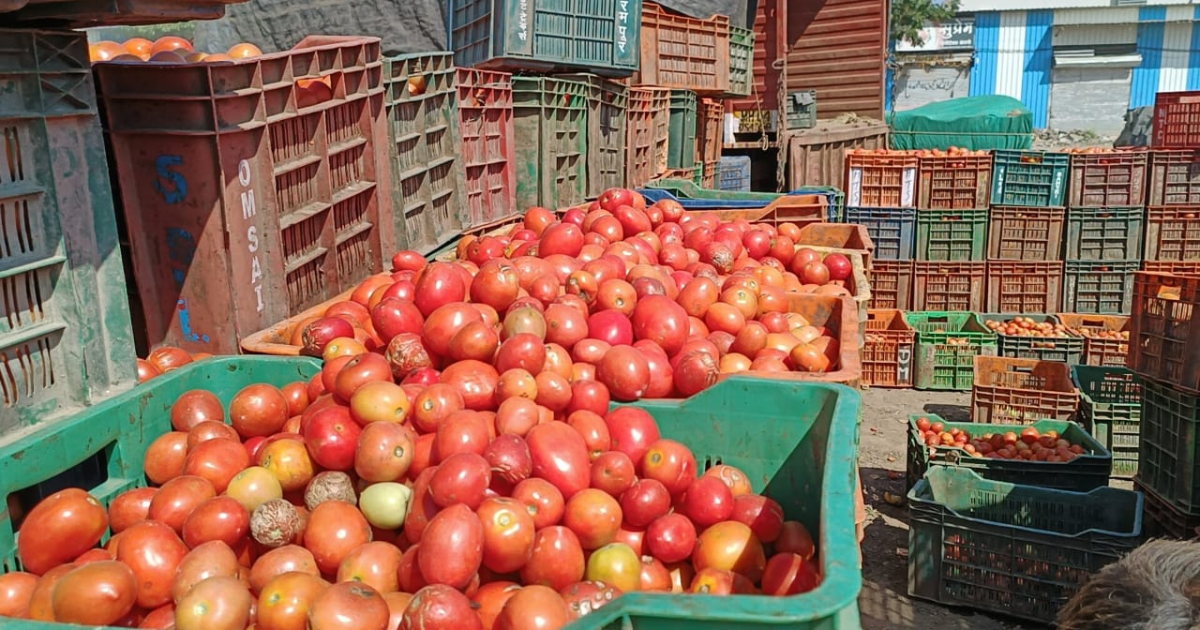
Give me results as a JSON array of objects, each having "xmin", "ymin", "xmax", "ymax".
[
  {"xmin": 412, "ymin": 383, "xmax": 465, "ymax": 433},
  {"xmin": 108, "ymin": 487, "xmax": 156, "ymax": 534},
  {"xmin": 331, "ymin": 353, "xmax": 392, "ymax": 403},
  {"xmin": 399, "ymin": 584, "xmax": 483, "ymax": 630},
  {"xmin": 172, "ymin": 540, "xmax": 241, "ymax": 602},
  {"xmin": 259, "ymin": 438, "xmax": 316, "ymax": 492},
  {"xmin": 494, "ymin": 584, "xmax": 569, "ymax": 630},
  {"xmin": 435, "ymin": 410, "xmax": 491, "ymax": 459},
  {"xmin": 692, "ymin": 521, "xmax": 765, "ymax": 582},
  {"xmin": 418, "ymin": 504, "xmax": 483, "ymax": 589},
  {"xmin": 355, "ymin": 422, "xmax": 416, "ymax": 482},
  {"xmin": 183, "ymin": 438, "xmax": 250, "ymax": 493},
  {"xmin": 596, "ymin": 345, "xmax": 650, "ymax": 401},
  {"xmin": 680, "ymin": 475, "xmax": 734, "ymax": 528},
  {"xmin": 774, "ymin": 520, "xmax": 816, "ymax": 560},
  {"xmin": 472, "ymin": 581, "xmax": 520, "ymax": 630},
  {"xmin": 0, "ymin": 571, "xmax": 37, "ymax": 618},
  {"xmin": 15, "ymin": 488, "xmax": 107, "ymax": 575},
  {"xmin": 589, "ymin": 451, "xmax": 636, "ymax": 497},
  {"xmin": 761, "ymin": 551, "xmax": 820, "ymax": 596},
  {"xmin": 305, "ymin": 502, "xmax": 372, "ymax": 575},
  {"xmin": 519, "ymin": 526, "xmax": 585, "ymax": 591},
  {"xmin": 174, "ymin": 575, "xmax": 253, "ymax": 630},
  {"xmin": 645, "ymin": 513, "xmax": 696, "ymax": 564},
  {"xmin": 117, "ymin": 520, "xmax": 189, "ymax": 608},
  {"xmin": 181, "ymin": 496, "xmax": 250, "ymax": 549},
  {"xmin": 50, "ymin": 561, "xmax": 137, "ymax": 625},
  {"xmin": 256, "ymin": 571, "xmax": 328, "ymax": 630},
  {"xmin": 413, "ymin": 262, "xmax": 467, "ymax": 317},
  {"xmin": 304, "ymin": 405, "xmax": 362, "ymax": 471},
  {"xmin": 585, "ymin": 309, "xmax": 633, "ymax": 347},
  {"xmin": 337, "ymin": 542, "xmax": 402, "ymax": 594},
  {"xmin": 640, "ymin": 439, "xmax": 696, "ymax": 498},
  {"xmin": 171, "ymin": 390, "xmax": 224, "ymax": 432},
  {"xmin": 440, "ymin": 360, "xmax": 500, "ymax": 411},
  {"xmin": 249, "ymin": 546, "xmax": 320, "ymax": 594},
  {"xmin": 511, "ymin": 478, "xmax": 565, "ymax": 530},
  {"xmin": 186, "ymin": 420, "xmax": 239, "ymax": 450},
  {"xmin": 144, "ymin": 431, "xmax": 189, "ymax": 484},
  {"xmin": 704, "ymin": 464, "xmax": 753, "ymax": 496},
  {"xmin": 477, "ymin": 496, "xmax": 536, "ymax": 574},
  {"xmin": 228, "ymin": 383, "xmax": 289, "ymax": 438},
  {"xmin": 26, "ymin": 563, "xmax": 73, "ymax": 620},
  {"xmin": 584, "ymin": 542, "xmax": 639, "ymax": 592},
  {"xmin": 526, "ymin": 422, "xmax": 591, "ymax": 499},
  {"xmin": 430, "ymin": 452, "xmax": 491, "ymax": 509},
  {"xmin": 539, "ymin": 223, "xmax": 585, "ymax": 257}
]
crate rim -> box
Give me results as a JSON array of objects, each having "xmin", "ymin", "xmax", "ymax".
[{"xmin": 908, "ymin": 466, "xmax": 1144, "ymax": 538}]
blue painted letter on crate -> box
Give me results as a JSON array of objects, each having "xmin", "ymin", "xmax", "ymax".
[{"xmin": 155, "ymin": 154, "xmax": 188, "ymax": 204}]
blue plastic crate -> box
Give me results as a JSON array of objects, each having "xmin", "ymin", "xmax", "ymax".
[
  {"xmin": 638, "ymin": 187, "xmax": 844, "ymax": 222},
  {"xmin": 718, "ymin": 155, "xmax": 752, "ymax": 192},
  {"xmin": 843, "ymin": 207, "xmax": 916, "ymax": 260}
]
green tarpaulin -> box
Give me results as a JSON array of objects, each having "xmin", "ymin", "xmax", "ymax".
[{"xmin": 888, "ymin": 95, "xmax": 1034, "ymax": 151}]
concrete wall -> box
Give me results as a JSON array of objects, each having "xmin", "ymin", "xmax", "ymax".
[{"xmin": 1049, "ymin": 66, "xmax": 1133, "ymax": 134}]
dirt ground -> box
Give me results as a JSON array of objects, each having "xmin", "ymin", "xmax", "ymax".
[{"xmin": 856, "ymin": 387, "xmax": 1035, "ymax": 630}]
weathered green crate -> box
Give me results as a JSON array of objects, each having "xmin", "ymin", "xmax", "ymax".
[
  {"xmin": 906, "ymin": 415, "xmax": 1111, "ymax": 492},
  {"xmin": 667, "ymin": 89, "xmax": 697, "ymax": 170},
  {"xmin": 1135, "ymin": 379, "xmax": 1200, "ymax": 513},
  {"xmin": 512, "ymin": 76, "xmax": 588, "ymax": 210},
  {"xmin": 904, "ymin": 311, "xmax": 998, "ymax": 391},
  {"xmin": 1064, "ymin": 206, "xmax": 1144, "ymax": 261},
  {"xmin": 1072, "ymin": 366, "xmax": 1141, "ymax": 479},
  {"xmin": 977, "ymin": 313, "xmax": 1084, "ymax": 364},
  {"xmin": 908, "ymin": 467, "xmax": 1143, "ymax": 623},
  {"xmin": 991, "ymin": 149, "xmax": 1069, "ymax": 208},
  {"xmin": 915, "ymin": 208, "xmax": 988, "ymax": 261},
  {"xmin": 1063, "ymin": 260, "xmax": 1139, "ymax": 315},
  {"xmin": 559, "ymin": 74, "xmax": 628, "ymax": 198},
  {"xmin": 0, "ymin": 29, "xmax": 137, "ymax": 441},
  {"xmin": 725, "ymin": 25, "xmax": 755, "ymax": 97}
]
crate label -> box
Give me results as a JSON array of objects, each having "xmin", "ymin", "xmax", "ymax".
[
  {"xmin": 897, "ymin": 345, "xmax": 913, "ymax": 384},
  {"xmin": 155, "ymin": 155, "xmax": 188, "ymax": 204},
  {"xmin": 848, "ymin": 167, "xmax": 863, "ymax": 206},
  {"xmin": 902, "ymin": 167, "xmax": 917, "ymax": 207},
  {"xmin": 1051, "ymin": 169, "xmax": 1066, "ymax": 204},
  {"xmin": 236, "ymin": 159, "xmax": 265, "ymax": 313},
  {"xmin": 508, "ymin": 0, "xmax": 533, "ymax": 56},
  {"xmin": 614, "ymin": 0, "xmax": 636, "ymax": 66}
]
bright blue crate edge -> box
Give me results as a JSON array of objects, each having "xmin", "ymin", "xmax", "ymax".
[{"xmin": 637, "ymin": 188, "xmax": 843, "ymax": 222}]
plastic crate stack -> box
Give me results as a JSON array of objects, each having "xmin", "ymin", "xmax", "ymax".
[
  {"xmin": 1144, "ymin": 148, "xmax": 1200, "ymax": 277},
  {"xmin": 1126, "ymin": 270, "xmax": 1200, "ymax": 538}
]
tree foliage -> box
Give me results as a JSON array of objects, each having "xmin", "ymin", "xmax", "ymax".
[{"xmin": 891, "ymin": 0, "xmax": 962, "ymax": 48}]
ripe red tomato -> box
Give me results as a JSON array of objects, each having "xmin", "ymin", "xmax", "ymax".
[
  {"xmin": 603, "ymin": 407, "xmax": 661, "ymax": 465},
  {"xmin": 429, "ymin": 452, "xmax": 491, "ymax": 509},
  {"xmin": 399, "ymin": 584, "xmax": 483, "ymax": 630},
  {"xmin": 619, "ymin": 478, "xmax": 671, "ymax": 528},
  {"xmin": 562, "ymin": 488, "xmax": 622, "ymax": 550},
  {"xmin": 586, "ymin": 309, "xmax": 634, "ymax": 346},
  {"xmin": 248, "ymin": 544, "xmax": 320, "ymax": 593},
  {"xmin": 418, "ymin": 504, "xmax": 483, "ymax": 589},
  {"xmin": 761, "ymin": 551, "xmax": 821, "ymax": 596},
  {"xmin": 332, "ymin": 353, "xmax": 392, "ymax": 403},
  {"xmin": 775, "ymin": 520, "xmax": 816, "ymax": 560},
  {"xmin": 181, "ymin": 496, "xmax": 250, "ymax": 549},
  {"xmin": 477, "ymin": 496, "xmax": 536, "ymax": 574},
  {"xmin": 526, "ymin": 422, "xmax": 591, "ymax": 499},
  {"xmin": 355, "ymin": 421, "xmax": 416, "ymax": 482},
  {"xmin": 50, "ymin": 561, "xmax": 137, "ymax": 625},
  {"xmin": 229, "ymin": 383, "xmax": 289, "ymax": 437},
  {"xmin": 148, "ymin": 475, "xmax": 216, "ymax": 532},
  {"xmin": 539, "ymin": 223, "xmax": 585, "ymax": 258},
  {"xmin": 172, "ymin": 540, "xmax": 240, "ymax": 603},
  {"xmin": 308, "ymin": 581, "xmax": 390, "ymax": 630},
  {"xmin": 440, "ymin": 360, "xmax": 500, "ymax": 411},
  {"xmin": 645, "ymin": 513, "xmax": 696, "ymax": 564},
  {"xmin": 589, "ymin": 451, "xmax": 636, "ymax": 497},
  {"xmin": 630, "ymin": 296, "xmax": 689, "ymax": 356},
  {"xmin": 116, "ymin": 520, "xmax": 189, "ymax": 608},
  {"xmin": 597, "ymin": 345, "xmax": 650, "ymax": 401},
  {"xmin": 511, "ymin": 478, "xmax": 565, "ymax": 529},
  {"xmin": 171, "ymin": 390, "xmax": 224, "ymax": 431},
  {"xmin": 183, "ymin": 437, "xmax": 250, "ymax": 493},
  {"xmin": 144, "ymin": 431, "xmax": 189, "ymax": 484},
  {"xmin": 256, "ymin": 571, "xmax": 328, "ymax": 630},
  {"xmin": 305, "ymin": 501, "xmax": 372, "ymax": 575},
  {"xmin": 730, "ymin": 494, "xmax": 786, "ymax": 543},
  {"xmin": 640, "ymin": 439, "xmax": 697, "ymax": 497},
  {"xmin": 413, "ymin": 262, "xmax": 468, "ymax": 317},
  {"xmin": 0, "ymin": 572, "xmax": 38, "ymax": 618},
  {"xmin": 520, "ymin": 527, "xmax": 586, "ymax": 592},
  {"xmin": 435, "ymin": 409, "xmax": 491, "ymax": 459},
  {"xmin": 337, "ymin": 541, "xmax": 403, "ymax": 594},
  {"xmin": 303, "ymin": 405, "xmax": 362, "ymax": 471},
  {"xmin": 692, "ymin": 520, "xmax": 766, "ymax": 583},
  {"xmin": 108, "ymin": 487, "xmax": 157, "ymax": 534},
  {"xmin": 680, "ymin": 475, "xmax": 734, "ymax": 528}
]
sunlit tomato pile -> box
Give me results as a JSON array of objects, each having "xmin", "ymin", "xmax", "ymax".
[
  {"xmin": 848, "ymin": 147, "xmax": 989, "ymax": 160},
  {"xmin": 1074, "ymin": 327, "xmax": 1129, "ymax": 342},
  {"xmin": 1063, "ymin": 147, "xmax": 1135, "ymax": 154},
  {"xmin": 984, "ymin": 317, "xmax": 1078, "ymax": 339},
  {"xmin": 0, "ymin": 360, "xmax": 822, "ymax": 630},
  {"xmin": 138, "ymin": 347, "xmax": 213, "ymax": 384},
  {"xmin": 914, "ymin": 417, "xmax": 1086, "ymax": 462},
  {"xmin": 290, "ymin": 188, "xmax": 857, "ymax": 395},
  {"xmin": 88, "ymin": 36, "xmax": 262, "ymax": 63}
]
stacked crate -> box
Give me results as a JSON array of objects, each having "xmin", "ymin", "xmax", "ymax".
[
  {"xmin": 910, "ymin": 153, "xmax": 991, "ymax": 313},
  {"xmin": 1061, "ymin": 150, "xmax": 1147, "ymax": 314},
  {"xmin": 1144, "ymin": 149, "xmax": 1200, "ymax": 277},
  {"xmin": 985, "ymin": 150, "xmax": 1069, "ymax": 314},
  {"xmin": 1128, "ymin": 270, "xmax": 1200, "ymax": 538}
]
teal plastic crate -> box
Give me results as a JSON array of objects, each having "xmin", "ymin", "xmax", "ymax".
[
  {"xmin": 667, "ymin": 89, "xmax": 697, "ymax": 169},
  {"xmin": 915, "ymin": 208, "xmax": 988, "ymax": 261},
  {"xmin": 1072, "ymin": 366, "xmax": 1141, "ymax": 479},
  {"xmin": 447, "ymin": 0, "xmax": 643, "ymax": 77},
  {"xmin": 906, "ymin": 415, "xmax": 1111, "ymax": 492},
  {"xmin": 512, "ymin": 76, "xmax": 588, "ymax": 210},
  {"xmin": 0, "ymin": 360, "xmax": 863, "ymax": 629},
  {"xmin": 0, "ymin": 29, "xmax": 137, "ymax": 439},
  {"xmin": 991, "ymin": 149, "xmax": 1069, "ymax": 208},
  {"xmin": 904, "ymin": 311, "xmax": 998, "ymax": 391},
  {"xmin": 1135, "ymin": 378, "xmax": 1200, "ymax": 512},
  {"xmin": 908, "ymin": 467, "xmax": 1143, "ymax": 624},
  {"xmin": 384, "ymin": 52, "xmax": 466, "ymax": 253}
]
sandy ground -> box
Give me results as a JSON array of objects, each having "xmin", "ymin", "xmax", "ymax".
[{"xmin": 856, "ymin": 387, "xmax": 1035, "ymax": 630}]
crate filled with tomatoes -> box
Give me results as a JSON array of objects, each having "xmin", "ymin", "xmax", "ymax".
[
  {"xmin": 990, "ymin": 149, "xmax": 1069, "ymax": 208},
  {"xmin": 979, "ymin": 314, "xmax": 1084, "ymax": 364},
  {"xmin": 1066, "ymin": 148, "xmax": 1147, "ymax": 209},
  {"xmin": 1054, "ymin": 313, "xmax": 1130, "ymax": 367},
  {"xmin": 915, "ymin": 148, "xmax": 992, "ymax": 211},
  {"xmin": 904, "ymin": 311, "xmax": 998, "ymax": 391}
]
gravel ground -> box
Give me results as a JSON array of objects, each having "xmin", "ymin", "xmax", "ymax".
[{"xmin": 856, "ymin": 387, "xmax": 1035, "ymax": 630}]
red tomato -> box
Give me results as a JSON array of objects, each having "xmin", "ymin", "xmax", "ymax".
[
  {"xmin": 730, "ymin": 494, "xmax": 785, "ymax": 543},
  {"xmin": 603, "ymin": 407, "xmax": 661, "ymax": 465},
  {"xmin": 440, "ymin": 360, "xmax": 500, "ymax": 411},
  {"xmin": 413, "ymin": 262, "xmax": 468, "ymax": 317},
  {"xmin": 0, "ymin": 571, "xmax": 38, "ymax": 618},
  {"xmin": 775, "ymin": 521, "xmax": 816, "ymax": 560},
  {"xmin": 108, "ymin": 487, "xmax": 156, "ymax": 534},
  {"xmin": 619, "ymin": 478, "xmax": 671, "ymax": 528},
  {"xmin": 435, "ymin": 410, "xmax": 491, "ymax": 459},
  {"xmin": 429, "ymin": 452, "xmax": 491, "ymax": 509},
  {"xmin": 116, "ymin": 521, "xmax": 189, "ymax": 608},
  {"xmin": 50, "ymin": 561, "xmax": 137, "ymax": 625},
  {"xmin": 418, "ymin": 504, "xmax": 483, "ymax": 589},
  {"xmin": 400, "ymin": 584, "xmax": 483, "ymax": 630},
  {"xmin": 589, "ymin": 451, "xmax": 636, "ymax": 497},
  {"xmin": 308, "ymin": 581, "xmax": 390, "ymax": 630},
  {"xmin": 256, "ymin": 571, "xmax": 328, "ymax": 630},
  {"xmin": 171, "ymin": 390, "xmax": 225, "ymax": 431},
  {"xmin": 172, "ymin": 540, "xmax": 240, "ymax": 603},
  {"xmin": 539, "ymin": 223, "xmax": 585, "ymax": 258},
  {"xmin": 355, "ymin": 421, "xmax": 416, "ymax": 482},
  {"xmin": 477, "ymin": 497, "xmax": 536, "ymax": 574},
  {"xmin": 629, "ymin": 296, "xmax": 689, "ymax": 356},
  {"xmin": 229, "ymin": 383, "xmax": 289, "ymax": 437},
  {"xmin": 332, "ymin": 353, "xmax": 392, "ymax": 403},
  {"xmin": 562, "ymin": 488, "xmax": 622, "ymax": 552},
  {"xmin": 182, "ymin": 496, "xmax": 250, "ymax": 549},
  {"xmin": 645, "ymin": 513, "xmax": 696, "ymax": 564},
  {"xmin": 640, "ymin": 439, "xmax": 697, "ymax": 497},
  {"xmin": 183, "ymin": 438, "xmax": 250, "ymax": 493},
  {"xmin": 472, "ymin": 582, "xmax": 520, "ymax": 630},
  {"xmin": 303, "ymin": 405, "xmax": 362, "ymax": 471},
  {"xmin": 305, "ymin": 501, "xmax": 373, "ymax": 575},
  {"xmin": 249, "ymin": 545, "xmax": 320, "ymax": 594},
  {"xmin": 692, "ymin": 521, "xmax": 766, "ymax": 582},
  {"xmin": 337, "ymin": 541, "xmax": 403, "ymax": 594},
  {"xmin": 144, "ymin": 431, "xmax": 189, "ymax": 484},
  {"xmin": 597, "ymin": 345, "xmax": 650, "ymax": 401},
  {"xmin": 520, "ymin": 527, "xmax": 586, "ymax": 588},
  {"xmin": 526, "ymin": 422, "xmax": 591, "ymax": 499},
  {"xmin": 761, "ymin": 552, "xmax": 820, "ymax": 596},
  {"xmin": 148, "ymin": 475, "xmax": 216, "ymax": 533},
  {"xmin": 511, "ymin": 478, "xmax": 565, "ymax": 530}
]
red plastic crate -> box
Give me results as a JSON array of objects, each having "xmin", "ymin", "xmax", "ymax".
[
  {"xmin": 1144, "ymin": 260, "xmax": 1200, "ymax": 274},
  {"xmin": 1147, "ymin": 149, "xmax": 1200, "ymax": 206},
  {"xmin": 697, "ymin": 97, "xmax": 723, "ymax": 165},
  {"xmin": 986, "ymin": 261, "xmax": 1065, "ymax": 314},
  {"xmin": 456, "ymin": 68, "xmax": 515, "ymax": 228},
  {"xmin": 1154, "ymin": 91, "xmax": 1200, "ymax": 149},
  {"xmin": 95, "ymin": 36, "xmax": 390, "ymax": 355},
  {"xmin": 971, "ymin": 356, "xmax": 1080, "ymax": 425},
  {"xmin": 1145, "ymin": 206, "xmax": 1200, "ymax": 261},
  {"xmin": 1129, "ymin": 271, "xmax": 1200, "ymax": 394},
  {"xmin": 1055, "ymin": 313, "xmax": 1130, "ymax": 367},
  {"xmin": 863, "ymin": 309, "xmax": 915, "ymax": 388},
  {"xmin": 916, "ymin": 154, "xmax": 992, "ymax": 210},
  {"xmin": 868, "ymin": 260, "xmax": 913, "ymax": 310},
  {"xmin": 1067, "ymin": 151, "xmax": 1148, "ymax": 208},
  {"xmin": 913, "ymin": 261, "xmax": 986, "ymax": 311},
  {"xmin": 846, "ymin": 152, "xmax": 918, "ymax": 208},
  {"xmin": 636, "ymin": 3, "xmax": 731, "ymax": 94},
  {"xmin": 986, "ymin": 206, "xmax": 1065, "ymax": 261},
  {"xmin": 626, "ymin": 87, "xmax": 670, "ymax": 187}
]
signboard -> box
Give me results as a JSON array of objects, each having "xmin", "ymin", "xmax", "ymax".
[{"xmin": 895, "ymin": 17, "xmax": 975, "ymax": 52}]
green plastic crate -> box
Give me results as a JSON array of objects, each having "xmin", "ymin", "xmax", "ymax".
[
  {"xmin": 0, "ymin": 29, "xmax": 138, "ymax": 439},
  {"xmin": 446, "ymin": 0, "xmax": 643, "ymax": 77},
  {"xmin": 915, "ymin": 208, "xmax": 988, "ymax": 261},
  {"xmin": 725, "ymin": 25, "xmax": 754, "ymax": 97},
  {"xmin": 384, "ymin": 52, "xmax": 466, "ymax": 252},
  {"xmin": 558, "ymin": 74, "xmax": 629, "ymax": 198},
  {"xmin": 990, "ymin": 149, "xmax": 1069, "ymax": 208},
  {"xmin": 513, "ymin": 76, "xmax": 588, "ymax": 210},
  {"xmin": 1072, "ymin": 366, "xmax": 1141, "ymax": 479},
  {"xmin": 1135, "ymin": 379, "xmax": 1200, "ymax": 512},
  {"xmin": 904, "ymin": 311, "xmax": 998, "ymax": 391},
  {"xmin": 906, "ymin": 415, "xmax": 1111, "ymax": 492},
  {"xmin": 0, "ymin": 360, "xmax": 864, "ymax": 629},
  {"xmin": 667, "ymin": 89, "xmax": 697, "ymax": 169},
  {"xmin": 1064, "ymin": 206, "xmax": 1144, "ymax": 261},
  {"xmin": 908, "ymin": 467, "xmax": 1143, "ymax": 624},
  {"xmin": 1063, "ymin": 260, "xmax": 1139, "ymax": 315},
  {"xmin": 977, "ymin": 313, "xmax": 1085, "ymax": 364}
]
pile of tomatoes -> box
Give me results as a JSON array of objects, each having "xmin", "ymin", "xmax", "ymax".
[
  {"xmin": 984, "ymin": 317, "xmax": 1078, "ymax": 340},
  {"xmin": 914, "ymin": 417, "xmax": 1087, "ymax": 463},
  {"xmin": 138, "ymin": 347, "xmax": 213, "ymax": 384},
  {"xmin": 291, "ymin": 188, "xmax": 859, "ymax": 399},
  {"xmin": 89, "ymin": 36, "xmax": 262, "ymax": 64}
]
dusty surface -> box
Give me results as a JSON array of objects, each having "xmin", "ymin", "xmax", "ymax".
[{"xmin": 856, "ymin": 387, "xmax": 1034, "ymax": 630}]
